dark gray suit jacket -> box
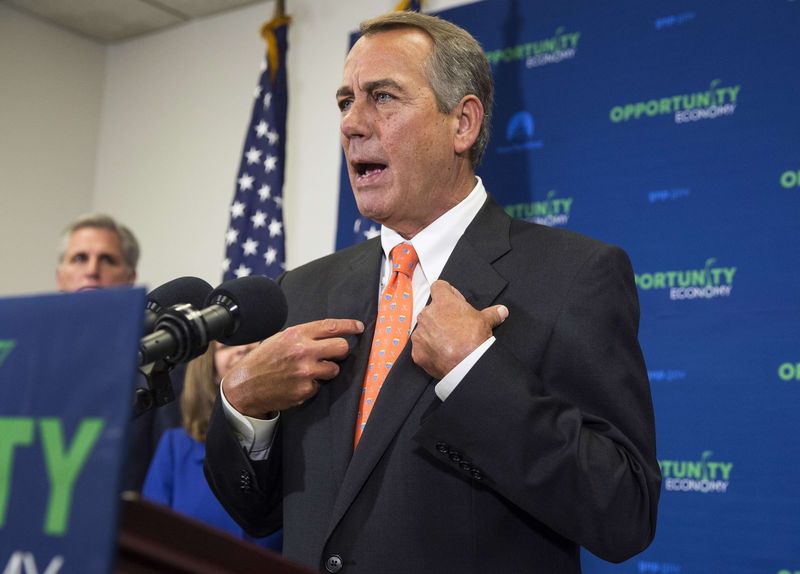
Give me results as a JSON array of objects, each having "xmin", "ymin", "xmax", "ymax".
[{"xmin": 205, "ymin": 198, "xmax": 661, "ymax": 573}]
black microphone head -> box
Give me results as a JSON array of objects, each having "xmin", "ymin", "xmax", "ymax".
[
  {"xmin": 143, "ymin": 276, "xmax": 212, "ymax": 334},
  {"xmin": 205, "ymin": 276, "xmax": 288, "ymax": 345},
  {"xmin": 148, "ymin": 276, "xmax": 213, "ymax": 311}
]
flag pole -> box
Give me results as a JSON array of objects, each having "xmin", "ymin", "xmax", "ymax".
[{"xmin": 261, "ymin": 1, "xmax": 291, "ymax": 85}]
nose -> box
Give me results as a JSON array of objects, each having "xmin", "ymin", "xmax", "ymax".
[
  {"xmin": 85, "ymin": 255, "xmax": 101, "ymax": 277},
  {"xmin": 340, "ymin": 99, "xmax": 370, "ymax": 141}
]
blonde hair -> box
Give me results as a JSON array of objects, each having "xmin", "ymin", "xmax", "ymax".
[{"xmin": 180, "ymin": 345, "xmax": 218, "ymax": 442}]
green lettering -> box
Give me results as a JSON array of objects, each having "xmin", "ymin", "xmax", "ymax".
[
  {"xmin": 778, "ymin": 363, "xmax": 797, "ymax": 381},
  {"xmin": 695, "ymin": 91, "xmax": 711, "ymax": 108},
  {"xmin": 718, "ymin": 462, "xmax": 733, "ymax": 481},
  {"xmin": 0, "ymin": 418, "xmax": 35, "ymax": 528},
  {"xmin": 781, "ymin": 170, "xmax": 798, "ymax": 188},
  {"xmin": 635, "ymin": 273, "xmax": 652, "ymax": 290},
  {"xmin": 0, "ymin": 340, "xmax": 15, "ymax": 367},
  {"xmin": 722, "ymin": 267, "xmax": 736, "ymax": 284},
  {"xmin": 39, "ymin": 418, "xmax": 104, "ymax": 536}
]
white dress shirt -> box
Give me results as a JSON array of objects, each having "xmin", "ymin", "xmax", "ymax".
[{"xmin": 222, "ymin": 178, "xmax": 496, "ymax": 458}]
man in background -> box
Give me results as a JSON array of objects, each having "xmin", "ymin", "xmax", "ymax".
[
  {"xmin": 56, "ymin": 212, "xmax": 180, "ymax": 492},
  {"xmin": 56, "ymin": 212, "xmax": 138, "ymax": 292}
]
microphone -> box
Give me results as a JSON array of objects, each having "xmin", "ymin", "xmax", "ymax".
[
  {"xmin": 143, "ymin": 276, "xmax": 213, "ymax": 334},
  {"xmin": 138, "ymin": 275, "xmax": 288, "ymax": 366}
]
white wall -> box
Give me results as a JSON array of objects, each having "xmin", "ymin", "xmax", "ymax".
[
  {"xmin": 0, "ymin": 4, "xmax": 105, "ymax": 296},
  {"xmin": 0, "ymin": 0, "xmax": 480, "ymax": 296}
]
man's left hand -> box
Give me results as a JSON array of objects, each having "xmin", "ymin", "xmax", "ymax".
[{"xmin": 411, "ymin": 280, "xmax": 508, "ymax": 379}]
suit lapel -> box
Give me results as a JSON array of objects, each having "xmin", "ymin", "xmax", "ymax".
[
  {"xmin": 325, "ymin": 198, "xmax": 513, "ymax": 537},
  {"xmin": 323, "ymin": 240, "xmax": 383, "ymax": 486},
  {"xmin": 441, "ymin": 197, "xmax": 511, "ymax": 309}
]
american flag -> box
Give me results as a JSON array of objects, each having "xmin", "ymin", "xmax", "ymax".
[{"xmin": 222, "ymin": 15, "xmax": 290, "ymax": 281}]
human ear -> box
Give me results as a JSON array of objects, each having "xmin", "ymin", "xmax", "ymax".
[{"xmin": 453, "ymin": 95, "xmax": 484, "ymax": 156}]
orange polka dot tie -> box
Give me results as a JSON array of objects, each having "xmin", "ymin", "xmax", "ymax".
[{"xmin": 354, "ymin": 243, "xmax": 419, "ymax": 448}]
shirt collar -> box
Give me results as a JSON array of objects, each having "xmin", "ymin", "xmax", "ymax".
[{"xmin": 380, "ymin": 177, "xmax": 487, "ymax": 283}]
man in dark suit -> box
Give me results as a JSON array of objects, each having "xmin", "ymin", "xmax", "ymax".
[{"xmin": 205, "ymin": 11, "xmax": 660, "ymax": 573}]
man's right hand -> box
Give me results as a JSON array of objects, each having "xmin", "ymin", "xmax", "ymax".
[{"xmin": 222, "ymin": 318, "xmax": 365, "ymax": 418}]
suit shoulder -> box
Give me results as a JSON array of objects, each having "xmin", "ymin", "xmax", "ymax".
[{"xmin": 280, "ymin": 238, "xmax": 380, "ymax": 291}]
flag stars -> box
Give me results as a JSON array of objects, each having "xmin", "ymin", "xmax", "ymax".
[
  {"xmin": 225, "ymin": 228, "xmax": 239, "ymax": 245},
  {"xmin": 251, "ymin": 210, "xmax": 268, "ymax": 228},
  {"xmin": 230, "ymin": 201, "xmax": 245, "ymax": 218},
  {"xmin": 363, "ymin": 225, "xmax": 380, "ymax": 240},
  {"xmin": 244, "ymin": 147, "xmax": 262, "ymax": 165},
  {"xmin": 242, "ymin": 238, "xmax": 259, "ymax": 256},
  {"xmin": 223, "ymin": 39, "xmax": 286, "ymax": 283},
  {"xmin": 238, "ymin": 173, "xmax": 254, "ymax": 191},
  {"xmin": 268, "ymin": 218, "xmax": 283, "ymax": 238},
  {"xmin": 255, "ymin": 120, "xmax": 269, "ymax": 138},
  {"xmin": 264, "ymin": 247, "xmax": 278, "ymax": 265},
  {"xmin": 234, "ymin": 263, "xmax": 252, "ymax": 278}
]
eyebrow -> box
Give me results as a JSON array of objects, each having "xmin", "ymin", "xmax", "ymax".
[{"xmin": 336, "ymin": 79, "xmax": 404, "ymax": 100}]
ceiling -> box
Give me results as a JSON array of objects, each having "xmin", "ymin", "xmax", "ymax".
[{"xmin": 3, "ymin": 0, "xmax": 267, "ymax": 43}]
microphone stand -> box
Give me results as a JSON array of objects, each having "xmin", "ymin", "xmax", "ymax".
[{"xmin": 133, "ymin": 361, "xmax": 176, "ymax": 418}]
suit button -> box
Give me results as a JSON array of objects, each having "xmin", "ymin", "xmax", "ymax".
[
  {"xmin": 239, "ymin": 470, "xmax": 252, "ymax": 492},
  {"xmin": 449, "ymin": 450, "xmax": 463, "ymax": 463},
  {"xmin": 459, "ymin": 461, "xmax": 473, "ymax": 472},
  {"xmin": 325, "ymin": 554, "xmax": 343, "ymax": 573},
  {"xmin": 471, "ymin": 469, "xmax": 483, "ymax": 481},
  {"xmin": 436, "ymin": 442, "xmax": 450, "ymax": 455}
]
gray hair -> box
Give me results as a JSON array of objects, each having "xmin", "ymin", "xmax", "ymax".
[
  {"xmin": 360, "ymin": 11, "xmax": 494, "ymax": 167},
  {"xmin": 58, "ymin": 212, "xmax": 140, "ymax": 270}
]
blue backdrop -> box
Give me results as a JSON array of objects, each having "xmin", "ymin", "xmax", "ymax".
[{"xmin": 336, "ymin": 1, "xmax": 800, "ymax": 572}]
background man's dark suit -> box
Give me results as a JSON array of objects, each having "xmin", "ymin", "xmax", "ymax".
[{"xmin": 205, "ymin": 198, "xmax": 661, "ymax": 573}]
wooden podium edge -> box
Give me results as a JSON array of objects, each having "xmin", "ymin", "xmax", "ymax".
[{"xmin": 115, "ymin": 496, "xmax": 315, "ymax": 574}]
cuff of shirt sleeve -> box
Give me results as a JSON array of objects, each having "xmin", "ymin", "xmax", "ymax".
[
  {"xmin": 434, "ymin": 336, "xmax": 495, "ymax": 401},
  {"xmin": 219, "ymin": 382, "xmax": 278, "ymax": 460}
]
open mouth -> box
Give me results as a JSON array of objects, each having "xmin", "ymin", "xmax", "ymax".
[{"xmin": 354, "ymin": 162, "xmax": 387, "ymax": 179}]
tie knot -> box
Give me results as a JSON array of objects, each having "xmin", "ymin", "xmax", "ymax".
[{"xmin": 390, "ymin": 243, "xmax": 418, "ymax": 278}]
